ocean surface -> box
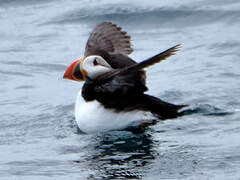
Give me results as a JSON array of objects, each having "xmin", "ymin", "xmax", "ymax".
[{"xmin": 1, "ymin": 0, "xmax": 240, "ymax": 179}]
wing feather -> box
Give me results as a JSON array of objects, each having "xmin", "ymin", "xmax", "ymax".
[
  {"xmin": 97, "ymin": 44, "xmax": 182, "ymax": 82},
  {"xmin": 84, "ymin": 22, "xmax": 133, "ymax": 56}
]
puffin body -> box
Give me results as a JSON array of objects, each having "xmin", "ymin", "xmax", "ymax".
[
  {"xmin": 63, "ymin": 22, "xmax": 186, "ymax": 133},
  {"xmin": 75, "ymin": 90, "xmax": 154, "ymax": 133}
]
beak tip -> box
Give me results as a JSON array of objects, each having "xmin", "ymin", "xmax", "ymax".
[
  {"xmin": 63, "ymin": 73, "xmax": 67, "ymax": 79},
  {"xmin": 63, "ymin": 58, "xmax": 84, "ymax": 81}
]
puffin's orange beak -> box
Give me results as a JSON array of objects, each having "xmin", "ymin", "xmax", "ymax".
[{"xmin": 63, "ymin": 58, "xmax": 84, "ymax": 81}]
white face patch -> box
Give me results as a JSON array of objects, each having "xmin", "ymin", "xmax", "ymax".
[{"xmin": 81, "ymin": 56, "xmax": 112, "ymax": 80}]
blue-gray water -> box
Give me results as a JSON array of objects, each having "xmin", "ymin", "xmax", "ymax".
[{"xmin": 1, "ymin": 0, "xmax": 240, "ymax": 179}]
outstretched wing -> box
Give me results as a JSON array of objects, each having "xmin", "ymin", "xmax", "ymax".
[
  {"xmin": 84, "ymin": 22, "xmax": 133, "ymax": 57},
  {"xmin": 97, "ymin": 44, "xmax": 181, "ymax": 83},
  {"xmin": 125, "ymin": 44, "xmax": 181, "ymax": 71},
  {"xmin": 82, "ymin": 44, "xmax": 182, "ymax": 111},
  {"xmin": 88, "ymin": 44, "xmax": 181, "ymax": 101}
]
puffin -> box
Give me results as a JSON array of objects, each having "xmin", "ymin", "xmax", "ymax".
[{"xmin": 63, "ymin": 22, "xmax": 186, "ymax": 133}]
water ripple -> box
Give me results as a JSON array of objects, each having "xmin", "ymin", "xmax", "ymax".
[{"xmin": 48, "ymin": 7, "xmax": 240, "ymax": 28}]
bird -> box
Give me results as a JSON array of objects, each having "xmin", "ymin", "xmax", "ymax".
[
  {"xmin": 63, "ymin": 22, "xmax": 144, "ymax": 83},
  {"xmin": 63, "ymin": 22, "xmax": 187, "ymax": 133}
]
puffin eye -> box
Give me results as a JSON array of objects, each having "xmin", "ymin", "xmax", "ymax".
[{"xmin": 93, "ymin": 58, "xmax": 98, "ymax": 66}]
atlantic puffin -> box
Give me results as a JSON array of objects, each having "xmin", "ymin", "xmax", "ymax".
[{"xmin": 63, "ymin": 22, "xmax": 186, "ymax": 133}]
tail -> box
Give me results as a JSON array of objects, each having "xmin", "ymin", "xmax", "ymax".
[{"xmin": 141, "ymin": 94, "xmax": 187, "ymax": 119}]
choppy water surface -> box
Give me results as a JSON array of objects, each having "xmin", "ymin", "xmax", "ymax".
[{"xmin": 1, "ymin": 0, "xmax": 240, "ymax": 179}]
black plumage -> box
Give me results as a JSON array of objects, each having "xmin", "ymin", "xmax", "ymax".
[
  {"xmin": 82, "ymin": 44, "xmax": 186, "ymax": 119},
  {"xmin": 84, "ymin": 22, "xmax": 147, "ymax": 92}
]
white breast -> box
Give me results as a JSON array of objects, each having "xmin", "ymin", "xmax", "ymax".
[{"xmin": 75, "ymin": 90, "xmax": 154, "ymax": 133}]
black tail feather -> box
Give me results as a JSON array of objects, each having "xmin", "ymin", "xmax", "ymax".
[{"xmin": 142, "ymin": 94, "xmax": 187, "ymax": 119}]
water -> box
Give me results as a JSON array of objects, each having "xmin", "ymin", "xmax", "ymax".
[{"xmin": 1, "ymin": 0, "xmax": 240, "ymax": 179}]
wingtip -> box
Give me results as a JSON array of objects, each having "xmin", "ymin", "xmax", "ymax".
[
  {"xmin": 175, "ymin": 43, "xmax": 183, "ymax": 50},
  {"xmin": 173, "ymin": 43, "xmax": 182, "ymax": 50},
  {"xmin": 168, "ymin": 43, "xmax": 182, "ymax": 56}
]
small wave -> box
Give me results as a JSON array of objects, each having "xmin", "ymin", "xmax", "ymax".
[
  {"xmin": 210, "ymin": 41, "xmax": 240, "ymax": 50},
  {"xmin": 0, "ymin": 70, "xmax": 33, "ymax": 77},
  {"xmin": 48, "ymin": 6, "xmax": 240, "ymax": 28},
  {"xmin": 0, "ymin": 0, "xmax": 54, "ymax": 7},
  {"xmin": 15, "ymin": 85, "xmax": 35, "ymax": 89},
  {"xmin": 159, "ymin": 90, "xmax": 187, "ymax": 102},
  {"xmin": 208, "ymin": 40, "xmax": 240, "ymax": 57},
  {"xmin": 1, "ymin": 61, "xmax": 67, "ymax": 72},
  {"xmin": 181, "ymin": 104, "xmax": 234, "ymax": 116},
  {"xmin": 25, "ymin": 63, "xmax": 67, "ymax": 72}
]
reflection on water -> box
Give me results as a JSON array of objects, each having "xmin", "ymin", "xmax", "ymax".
[{"xmin": 75, "ymin": 130, "xmax": 156, "ymax": 179}]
